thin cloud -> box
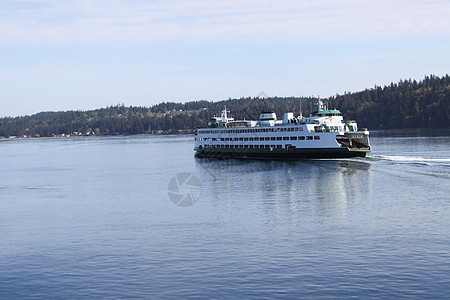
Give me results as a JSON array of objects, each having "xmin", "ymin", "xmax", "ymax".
[{"xmin": 1, "ymin": 0, "xmax": 449, "ymax": 44}]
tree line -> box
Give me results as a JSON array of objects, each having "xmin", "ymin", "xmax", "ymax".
[{"xmin": 0, "ymin": 74, "xmax": 448, "ymax": 138}]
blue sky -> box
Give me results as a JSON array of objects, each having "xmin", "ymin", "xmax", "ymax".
[{"xmin": 1, "ymin": 0, "xmax": 449, "ymax": 117}]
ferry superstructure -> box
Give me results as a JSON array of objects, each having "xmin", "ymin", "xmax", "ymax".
[{"xmin": 194, "ymin": 100, "xmax": 371, "ymax": 159}]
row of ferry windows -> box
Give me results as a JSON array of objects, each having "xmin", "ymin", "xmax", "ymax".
[
  {"xmin": 204, "ymin": 145, "xmax": 288, "ymax": 149},
  {"xmin": 199, "ymin": 127, "xmax": 303, "ymax": 134},
  {"xmin": 197, "ymin": 136, "xmax": 320, "ymax": 141}
]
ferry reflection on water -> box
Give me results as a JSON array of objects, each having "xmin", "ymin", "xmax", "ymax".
[{"xmin": 195, "ymin": 158, "xmax": 371, "ymax": 218}]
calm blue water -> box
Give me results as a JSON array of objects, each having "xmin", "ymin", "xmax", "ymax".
[{"xmin": 0, "ymin": 131, "xmax": 449, "ymax": 299}]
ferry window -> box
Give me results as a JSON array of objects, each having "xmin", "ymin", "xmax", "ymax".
[
  {"xmin": 277, "ymin": 137, "xmax": 282, "ymax": 141},
  {"xmin": 271, "ymin": 137, "xmax": 276, "ymax": 141},
  {"xmin": 249, "ymin": 137, "xmax": 254, "ymax": 141},
  {"xmin": 254, "ymin": 137, "xmax": 259, "ymax": 141},
  {"xmin": 277, "ymin": 145, "xmax": 282, "ymax": 149},
  {"xmin": 314, "ymin": 136, "xmax": 320, "ymax": 140},
  {"xmin": 271, "ymin": 145, "xmax": 276, "ymax": 148},
  {"xmin": 244, "ymin": 138, "xmax": 249, "ymax": 141},
  {"xmin": 265, "ymin": 145, "xmax": 270, "ymax": 149},
  {"xmin": 290, "ymin": 136, "xmax": 297, "ymax": 140},
  {"xmin": 221, "ymin": 138, "xmax": 224, "ymax": 141},
  {"xmin": 299, "ymin": 128, "xmax": 303, "ymax": 131},
  {"xmin": 265, "ymin": 137, "xmax": 270, "ymax": 141},
  {"xmin": 249, "ymin": 145, "xmax": 253, "ymax": 149},
  {"xmin": 244, "ymin": 145, "xmax": 248, "ymax": 148},
  {"xmin": 307, "ymin": 136, "xmax": 313, "ymax": 140},
  {"xmin": 239, "ymin": 138, "xmax": 244, "ymax": 141},
  {"xmin": 283, "ymin": 137, "xmax": 289, "ymax": 140},
  {"xmin": 295, "ymin": 128, "xmax": 299, "ymax": 131},
  {"xmin": 299, "ymin": 136, "xmax": 305, "ymax": 140},
  {"xmin": 225, "ymin": 138, "xmax": 229, "ymax": 141}
]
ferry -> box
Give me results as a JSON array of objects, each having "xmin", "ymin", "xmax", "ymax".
[{"xmin": 194, "ymin": 100, "xmax": 371, "ymax": 159}]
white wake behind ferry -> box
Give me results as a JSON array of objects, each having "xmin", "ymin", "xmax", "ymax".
[{"xmin": 194, "ymin": 100, "xmax": 371, "ymax": 159}]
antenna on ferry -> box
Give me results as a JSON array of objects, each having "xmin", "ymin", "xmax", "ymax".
[{"xmin": 299, "ymin": 99, "xmax": 303, "ymax": 119}]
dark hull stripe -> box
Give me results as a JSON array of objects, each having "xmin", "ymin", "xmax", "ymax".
[{"xmin": 194, "ymin": 147, "xmax": 368, "ymax": 159}]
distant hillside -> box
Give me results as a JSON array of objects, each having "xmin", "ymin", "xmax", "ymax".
[
  {"xmin": 0, "ymin": 74, "xmax": 449, "ymax": 138},
  {"xmin": 329, "ymin": 74, "xmax": 449, "ymax": 129}
]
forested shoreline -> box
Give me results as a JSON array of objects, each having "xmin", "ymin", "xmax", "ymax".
[{"xmin": 1, "ymin": 75, "xmax": 448, "ymax": 138}]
